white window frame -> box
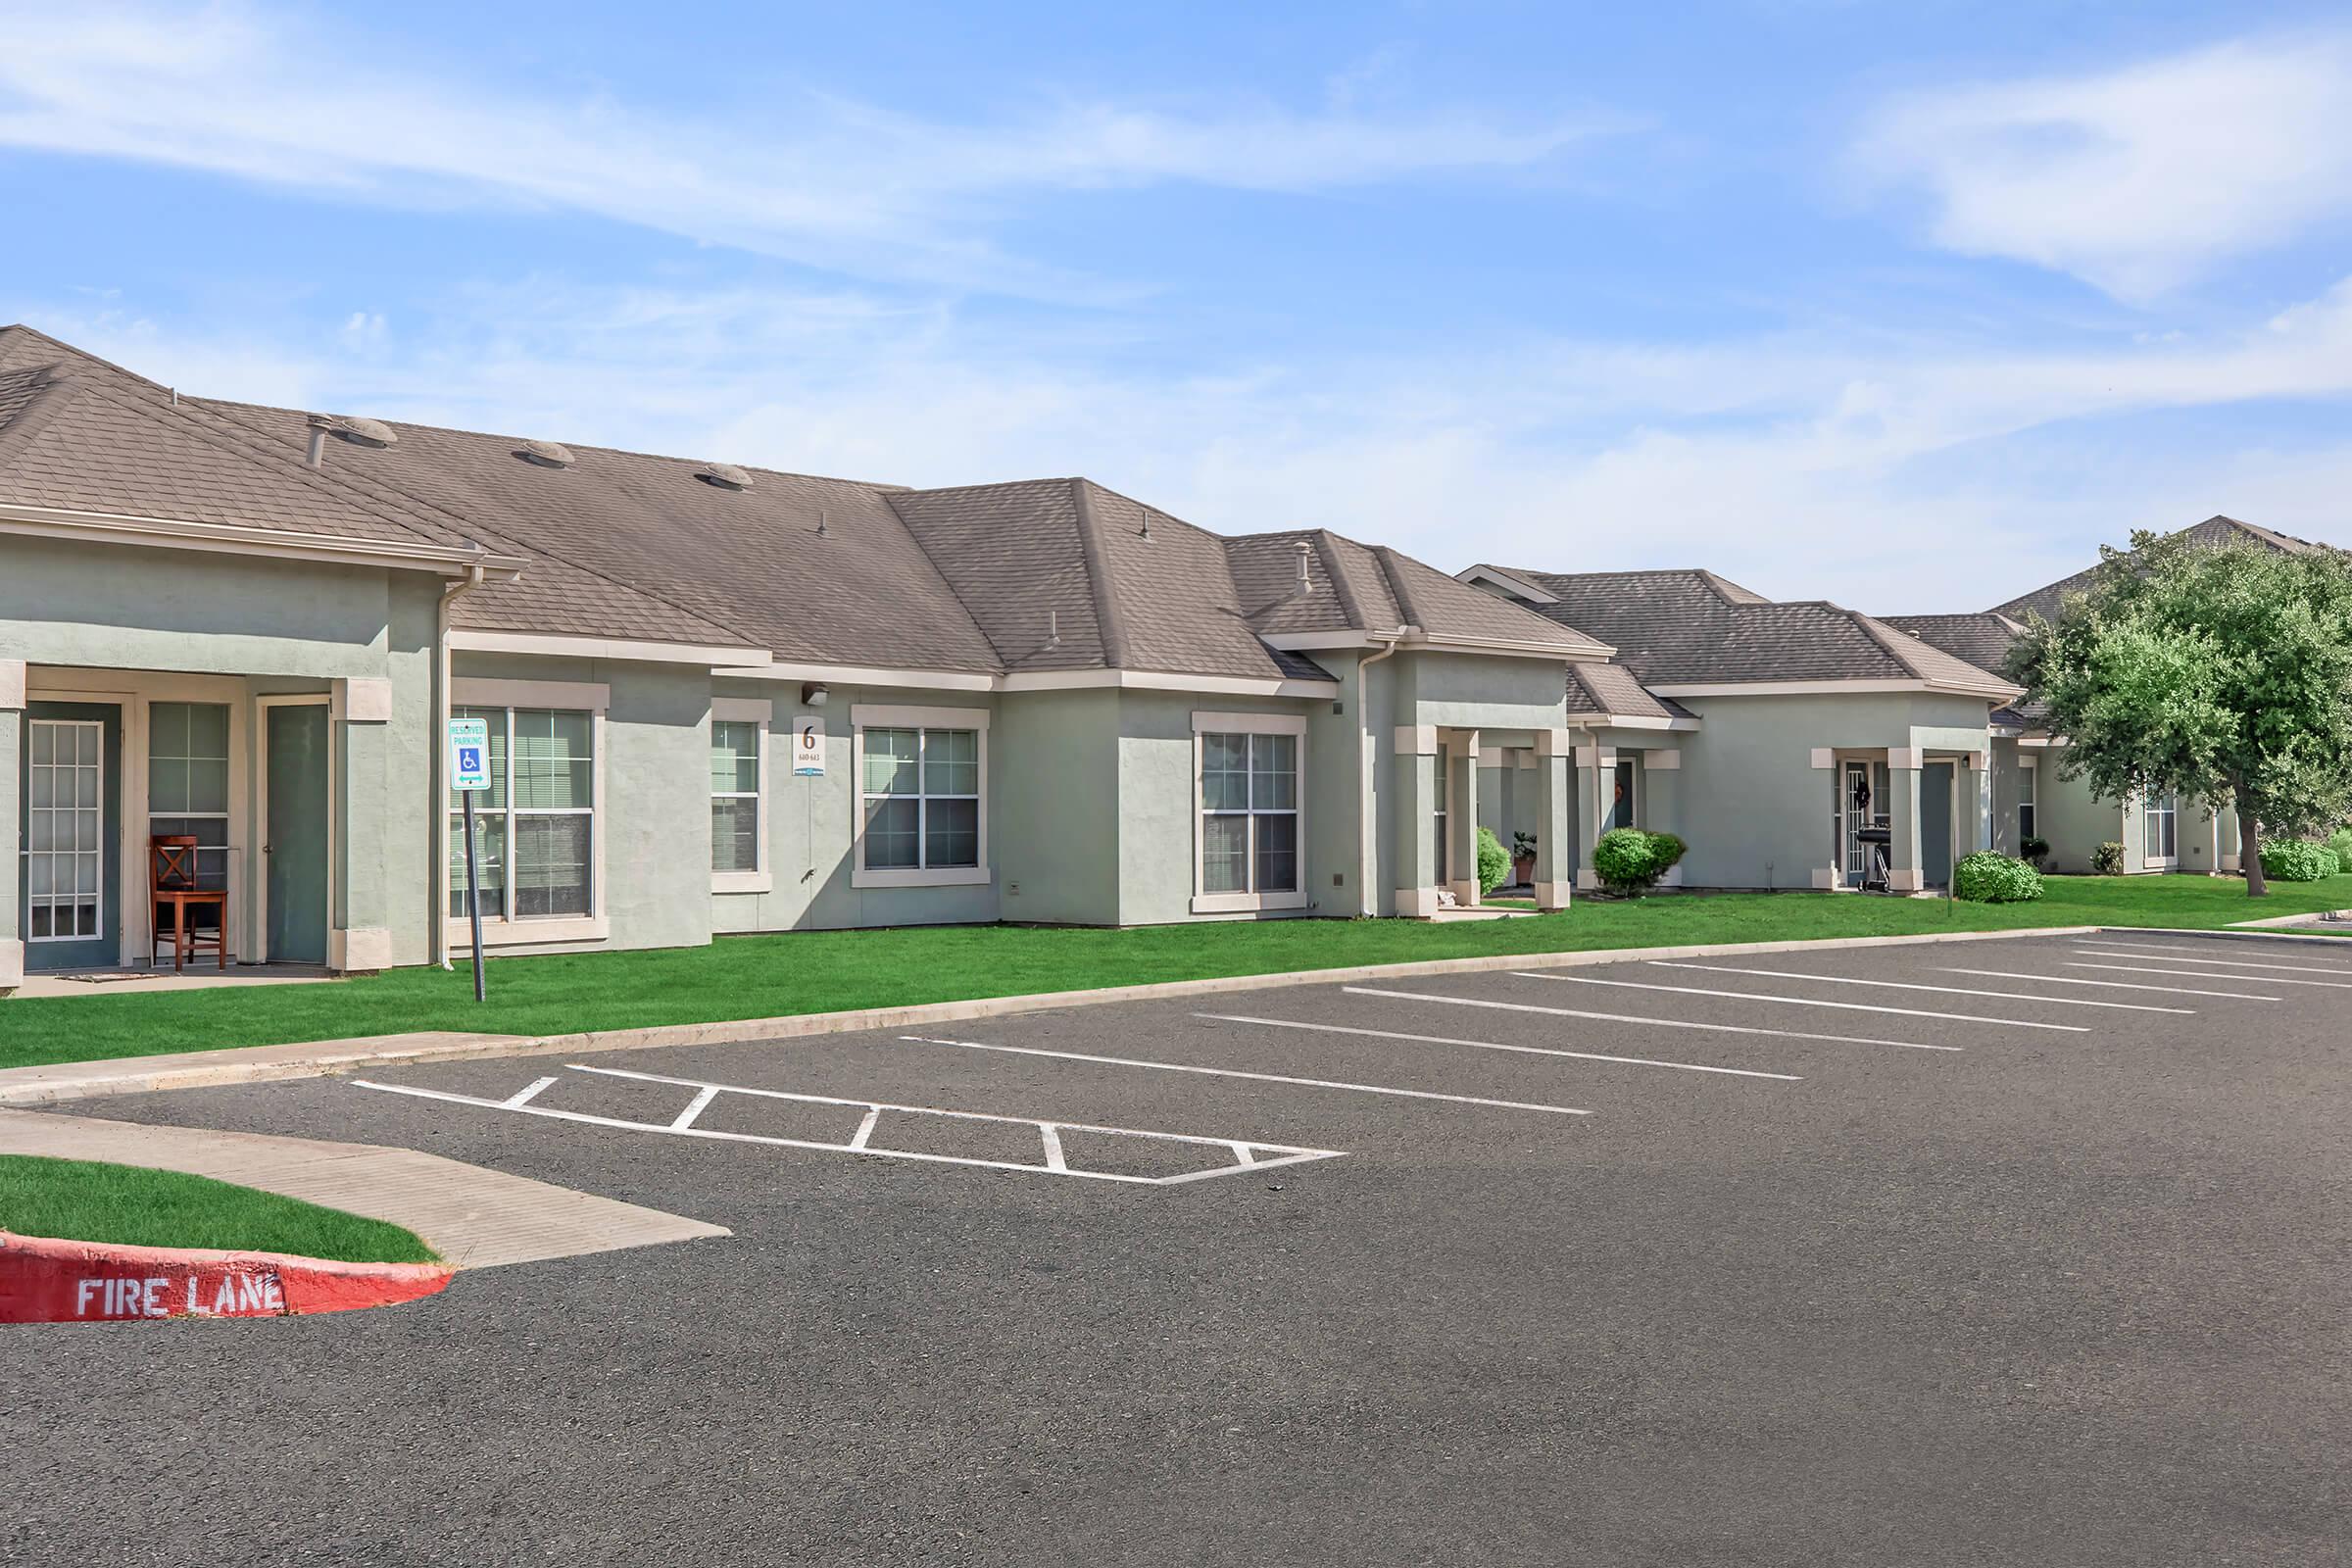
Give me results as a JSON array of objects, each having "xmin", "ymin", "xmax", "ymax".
[
  {"xmin": 1191, "ymin": 710, "xmax": 1308, "ymax": 914},
  {"xmin": 2141, "ymin": 788, "xmax": 2179, "ymax": 868},
  {"xmin": 145, "ymin": 699, "xmax": 235, "ymax": 899},
  {"xmin": 710, "ymin": 697, "xmax": 773, "ymax": 895},
  {"xmin": 2017, "ymin": 756, "xmax": 2037, "ymax": 844},
  {"xmin": 22, "ymin": 715, "xmax": 108, "ymax": 947},
  {"xmin": 446, "ymin": 678, "xmax": 610, "ymax": 945},
  {"xmin": 849, "ymin": 704, "xmax": 991, "ymax": 889}
]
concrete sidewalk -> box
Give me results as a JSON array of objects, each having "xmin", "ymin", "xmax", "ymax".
[{"xmin": 0, "ymin": 1107, "xmax": 729, "ymax": 1269}]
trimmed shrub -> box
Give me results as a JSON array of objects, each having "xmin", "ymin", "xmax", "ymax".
[
  {"xmin": 2090, "ymin": 841, "xmax": 2126, "ymax": 875},
  {"xmin": 1475, "ymin": 826, "xmax": 1511, "ymax": 896},
  {"xmin": 1591, "ymin": 827, "xmax": 1659, "ymax": 893},
  {"xmin": 1648, "ymin": 832, "xmax": 1689, "ymax": 873},
  {"xmin": 2020, "ymin": 835, "xmax": 2050, "ymax": 868},
  {"xmin": 2260, "ymin": 839, "xmax": 2341, "ymax": 883},
  {"xmin": 1954, "ymin": 851, "xmax": 2043, "ymax": 903}
]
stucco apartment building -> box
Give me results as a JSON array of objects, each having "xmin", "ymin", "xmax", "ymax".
[
  {"xmin": 1455, "ymin": 565, "xmax": 2022, "ymax": 893},
  {"xmin": 2, "ymin": 325, "xmax": 1663, "ymax": 986},
  {"xmin": 1886, "ymin": 515, "xmax": 2340, "ymax": 877}
]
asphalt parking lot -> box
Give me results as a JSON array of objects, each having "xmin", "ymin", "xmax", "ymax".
[{"xmin": 8, "ymin": 930, "xmax": 2349, "ymax": 1566}]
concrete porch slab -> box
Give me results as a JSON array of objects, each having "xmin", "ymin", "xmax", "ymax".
[{"xmin": 10, "ymin": 965, "xmax": 339, "ymax": 1000}]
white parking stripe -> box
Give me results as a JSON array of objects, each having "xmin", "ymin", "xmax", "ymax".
[
  {"xmin": 501, "ymin": 1075, "xmax": 559, "ymax": 1109},
  {"xmin": 2073, "ymin": 943, "xmax": 2352, "ymax": 975},
  {"xmin": 1940, "ymin": 966, "xmax": 2278, "ymax": 1002},
  {"xmin": 1346, "ymin": 986, "xmax": 1960, "ymax": 1051},
  {"xmin": 1198, "ymin": 1012, "xmax": 1803, "ymax": 1080},
  {"xmin": 898, "ymin": 1035, "xmax": 1594, "ymax": 1116},
  {"xmin": 668, "ymin": 1085, "xmax": 720, "ymax": 1131},
  {"xmin": 1648, "ymin": 961, "xmax": 2192, "ymax": 1013},
  {"xmin": 1507, "ymin": 972, "xmax": 2088, "ymax": 1033},
  {"xmin": 2066, "ymin": 960, "xmax": 2352, "ymax": 991}
]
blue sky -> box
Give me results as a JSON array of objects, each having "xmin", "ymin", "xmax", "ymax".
[{"xmin": 5, "ymin": 2, "xmax": 2352, "ymax": 609}]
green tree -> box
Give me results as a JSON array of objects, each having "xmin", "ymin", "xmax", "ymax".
[{"xmin": 2005, "ymin": 530, "xmax": 2352, "ymax": 897}]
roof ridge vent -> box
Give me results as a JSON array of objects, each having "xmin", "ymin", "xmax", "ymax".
[
  {"xmin": 698, "ymin": 462, "xmax": 755, "ymax": 492},
  {"xmin": 517, "ymin": 439, "xmax": 574, "ymax": 469}
]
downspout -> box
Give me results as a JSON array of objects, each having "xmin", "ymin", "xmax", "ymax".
[
  {"xmin": 435, "ymin": 557, "xmax": 488, "ymax": 968},
  {"xmin": 1354, "ymin": 626, "xmax": 1409, "ymax": 917}
]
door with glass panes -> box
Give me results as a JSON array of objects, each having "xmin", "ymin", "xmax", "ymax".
[{"xmin": 19, "ymin": 702, "xmax": 122, "ymax": 970}]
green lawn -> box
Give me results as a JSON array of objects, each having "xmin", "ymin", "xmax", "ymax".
[
  {"xmin": 0, "ymin": 1154, "xmax": 439, "ymax": 1262},
  {"xmin": 1, "ymin": 873, "xmax": 2345, "ymax": 1072}
]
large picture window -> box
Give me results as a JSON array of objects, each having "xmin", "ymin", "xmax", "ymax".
[
  {"xmin": 1193, "ymin": 712, "xmax": 1306, "ymax": 913},
  {"xmin": 449, "ymin": 705, "xmax": 595, "ymax": 921},
  {"xmin": 851, "ymin": 707, "xmax": 990, "ymax": 888}
]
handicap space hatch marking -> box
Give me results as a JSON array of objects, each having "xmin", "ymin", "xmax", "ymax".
[{"xmin": 353, "ymin": 1062, "xmax": 1343, "ymax": 1186}]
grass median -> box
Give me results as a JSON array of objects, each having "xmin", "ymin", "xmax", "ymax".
[
  {"xmin": 1, "ymin": 872, "xmax": 2344, "ymax": 1072},
  {"xmin": 0, "ymin": 1155, "xmax": 439, "ymax": 1262}
]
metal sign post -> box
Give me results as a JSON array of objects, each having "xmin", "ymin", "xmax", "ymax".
[{"xmin": 448, "ymin": 717, "xmax": 491, "ymax": 1002}]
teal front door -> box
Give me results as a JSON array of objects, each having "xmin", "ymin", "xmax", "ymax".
[
  {"xmin": 1922, "ymin": 760, "xmax": 1955, "ymax": 888},
  {"xmin": 265, "ymin": 704, "xmax": 330, "ymax": 964},
  {"xmin": 19, "ymin": 702, "xmax": 123, "ymax": 971}
]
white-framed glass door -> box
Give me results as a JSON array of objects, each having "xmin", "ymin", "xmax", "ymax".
[{"xmin": 2142, "ymin": 791, "xmax": 2179, "ymax": 868}]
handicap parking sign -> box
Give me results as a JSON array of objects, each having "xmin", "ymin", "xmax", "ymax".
[{"xmin": 449, "ymin": 717, "xmax": 491, "ymax": 792}]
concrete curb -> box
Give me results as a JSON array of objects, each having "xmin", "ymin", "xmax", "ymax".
[
  {"xmin": 2222, "ymin": 908, "xmax": 2352, "ymax": 932},
  {"xmin": 0, "ymin": 1229, "xmax": 453, "ymax": 1323},
  {"xmin": 0, "ymin": 925, "xmax": 2104, "ymax": 1106}
]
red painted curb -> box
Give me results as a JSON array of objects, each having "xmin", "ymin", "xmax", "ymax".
[{"xmin": 0, "ymin": 1230, "xmax": 453, "ymax": 1323}]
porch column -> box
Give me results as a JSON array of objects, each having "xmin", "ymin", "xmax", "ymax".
[
  {"xmin": 1392, "ymin": 724, "xmax": 1439, "ymax": 916},
  {"xmin": 0, "ymin": 660, "xmax": 21, "ymax": 991},
  {"xmin": 1887, "ymin": 747, "xmax": 1926, "ymax": 893},
  {"xmin": 1448, "ymin": 729, "xmax": 1482, "ymax": 907},
  {"xmin": 1645, "ymin": 748, "xmax": 1684, "ymax": 885},
  {"xmin": 1533, "ymin": 728, "xmax": 1573, "ymax": 911},
  {"xmin": 1963, "ymin": 750, "xmax": 1990, "ymax": 856},
  {"xmin": 1574, "ymin": 742, "xmax": 1612, "ymax": 891},
  {"xmin": 330, "ymin": 677, "xmax": 395, "ymax": 973},
  {"xmin": 1809, "ymin": 748, "xmax": 1841, "ymax": 889}
]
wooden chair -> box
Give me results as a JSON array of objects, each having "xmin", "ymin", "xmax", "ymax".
[{"xmin": 150, "ymin": 835, "xmax": 228, "ymax": 973}]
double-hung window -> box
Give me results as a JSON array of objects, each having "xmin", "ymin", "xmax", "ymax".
[
  {"xmin": 1193, "ymin": 711, "xmax": 1306, "ymax": 912},
  {"xmin": 710, "ymin": 698, "xmax": 771, "ymax": 892},
  {"xmin": 148, "ymin": 702, "xmax": 233, "ymax": 898},
  {"xmin": 448, "ymin": 685, "xmax": 603, "ymax": 934},
  {"xmin": 2017, "ymin": 760, "xmax": 2037, "ymax": 843},
  {"xmin": 851, "ymin": 706, "xmax": 989, "ymax": 888}
]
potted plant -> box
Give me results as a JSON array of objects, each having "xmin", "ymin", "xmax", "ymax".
[{"xmin": 1511, "ymin": 831, "xmax": 1538, "ymax": 887}]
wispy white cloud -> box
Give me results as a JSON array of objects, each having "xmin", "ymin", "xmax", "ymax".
[
  {"xmin": 0, "ymin": 4, "xmax": 1615, "ymax": 299},
  {"xmin": 1855, "ymin": 32, "xmax": 2352, "ymax": 301},
  {"xmin": 21, "ymin": 271, "xmax": 2352, "ymax": 611}
]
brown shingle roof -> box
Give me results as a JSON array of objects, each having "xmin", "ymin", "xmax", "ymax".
[
  {"xmin": 1879, "ymin": 612, "xmax": 2030, "ymax": 677},
  {"xmin": 1991, "ymin": 515, "xmax": 2341, "ymax": 622},
  {"xmin": 1474, "ymin": 565, "xmax": 2014, "ymax": 693},
  {"xmin": 0, "ymin": 324, "xmax": 1596, "ymax": 684}
]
